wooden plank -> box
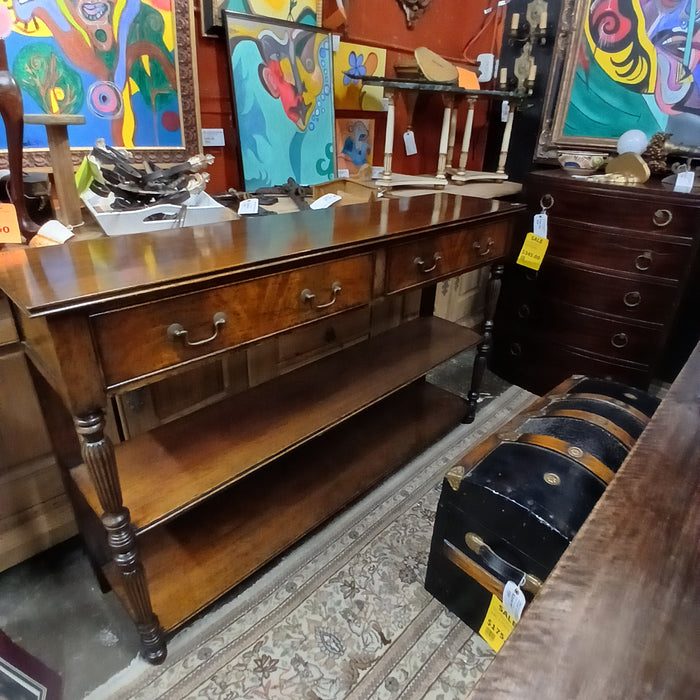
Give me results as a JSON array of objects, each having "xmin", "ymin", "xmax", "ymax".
[
  {"xmin": 70, "ymin": 317, "xmax": 480, "ymax": 532},
  {"xmin": 0, "ymin": 293, "xmax": 18, "ymax": 346},
  {"xmin": 106, "ymin": 380, "xmax": 467, "ymax": 632},
  {"xmin": 0, "ymin": 455, "xmax": 64, "ymax": 519},
  {"xmin": 470, "ymin": 341, "xmax": 700, "ymax": 700}
]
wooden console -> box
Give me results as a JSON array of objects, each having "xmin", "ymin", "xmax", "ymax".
[{"xmin": 0, "ymin": 193, "xmax": 522, "ymax": 662}]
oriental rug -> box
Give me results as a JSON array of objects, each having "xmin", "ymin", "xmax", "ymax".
[{"xmin": 86, "ymin": 385, "xmax": 535, "ymax": 700}]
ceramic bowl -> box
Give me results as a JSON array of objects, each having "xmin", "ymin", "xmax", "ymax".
[{"xmin": 557, "ymin": 151, "xmax": 607, "ymax": 175}]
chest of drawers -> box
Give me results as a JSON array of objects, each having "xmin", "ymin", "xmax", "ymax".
[{"xmin": 492, "ymin": 170, "xmax": 700, "ymax": 394}]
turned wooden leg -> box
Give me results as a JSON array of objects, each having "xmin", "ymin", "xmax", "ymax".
[
  {"xmin": 465, "ymin": 263, "xmax": 503, "ymax": 423},
  {"xmin": 381, "ymin": 89, "xmax": 395, "ymax": 181},
  {"xmin": 75, "ymin": 411, "xmax": 166, "ymax": 664}
]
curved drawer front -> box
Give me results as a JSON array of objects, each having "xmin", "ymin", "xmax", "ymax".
[
  {"xmin": 545, "ymin": 220, "xmax": 691, "ymax": 281},
  {"xmin": 385, "ymin": 221, "xmax": 508, "ymax": 294},
  {"xmin": 527, "ymin": 181, "xmax": 698, "ymax": 236},
  {"xmin": 537, "ymin": 264, "xmax": 678, "ymax": 324},
  {"xmin": 92, "ymin": 254, "xmax": 373, "ymax": 387}
]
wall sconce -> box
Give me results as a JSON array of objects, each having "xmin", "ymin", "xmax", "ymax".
[{"xmin": 508, "ymin": 0, "xmax": 548, "ymax": 46}]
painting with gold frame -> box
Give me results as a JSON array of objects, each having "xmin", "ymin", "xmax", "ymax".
[
  {"xmin": 536, "ymin": 0, "xmax": 700, "ymax": 160},
  {"xmin": 0, "ymin": 0, "xmax": 200, "ymax": 169},
  {"xmin": 202, "ymin": 0, "xmax": 319, "ymax": 36}
]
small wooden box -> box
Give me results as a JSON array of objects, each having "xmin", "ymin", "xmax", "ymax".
[{"xmin": 424, "ymin": 376, "xmax": 660, "ymax": 633}]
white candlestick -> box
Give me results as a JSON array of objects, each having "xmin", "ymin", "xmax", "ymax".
[
  {"xmin": 511, "ymin": 12, "xmax": 519, "ymax": 30},
  {"xmin": 539, "ymin": 11, "xmax": 547, "ymax": 29},
  {"xmin": 500, "ymin": 67, "xmax": 507, "ymax": 85},
  {"xmin": 528, "ymin": 64, "xmax": 537, "ymax": 82}
]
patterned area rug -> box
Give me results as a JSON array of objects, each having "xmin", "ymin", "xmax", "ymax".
[{"xmin": 87, "ymin": 386, "xmax": 535, "ymax": 700}]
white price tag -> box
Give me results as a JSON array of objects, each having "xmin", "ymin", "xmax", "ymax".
[
  {"xmin": 502, "ymin": 580, "xmax": 526, "ymax": 622},
  {"xmin": 337, "ymin": 168, "xmax": 350, "ymax": 179},
  {"xmin": 238, "ymin": 198, "xmax": 259, "ymax": 215},
  {"xmin": 310, "ymin": 193, "xmax": 342, "ymax": 209},
  {"xmin": 674, "ymin": 170, "xmax": 695, "ymax": 193},
  {"xmin": 403, "ymin": 130, "xmax": 418, "ymax": 156},
  {"xmin": 501, "ymin": 100, "xmax": 509, "ymax": 122},
  {"xmin": 533, "ymin": 212, "xmax": 548, "ymax": 238}
]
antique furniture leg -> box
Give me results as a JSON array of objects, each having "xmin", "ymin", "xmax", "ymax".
[
  {"xmin": 496, "ymin": 100, "xmax": 516, "ymax": 175},
  {"xmin": 381, "ymin": 88, "xmax": 395, "ymax": 182},
  {"xmin": 450, "ymin": 97, "xmax": 476, "ymax": 182},
  {"xmin": 435, "ymin": 94, "xmax": 454, "ymax": 181},
  {"xmin": 465, "ymin": 263, "xmax": 503, "ymax": 423},
  {"xmin": 0, "ymin": 38, "xmax": 38, "ymax": 241},
  {"xmin": 75, "ymin": 410, "xmax": 166, "ymax": 664}
]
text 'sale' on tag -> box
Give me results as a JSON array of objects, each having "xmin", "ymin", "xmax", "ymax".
[
  {"xmin": 479, "ymin": 595, "xmax": 516, "ymax": 652},
  {"xmin": 516, "ymin": 232, "xmax": 549, "ymax": 270},
  {"xmin": 0, "ymin": 202, "xmax": 23, "ymax": 244}
]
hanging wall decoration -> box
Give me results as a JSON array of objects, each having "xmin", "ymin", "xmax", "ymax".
[
  {"xmin": 224, "ymin": 11, "xmax": 335, "ymax": 189},
  {"xmin": 203, "ymin": 0, "xmax": 318, "ymax": 36},
  {"xmin": 0, "ymin": 0, "xmax": 200, "ymax": 169},
  {"xmin": 396, "ymin": 0, "xmax": 433, "ymax": 28},
  {"xmin": 334, "ymin": 41, "xmax": 386, "ymax": 111}
]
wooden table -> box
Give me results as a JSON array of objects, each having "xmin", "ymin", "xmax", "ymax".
[
  {"xmin": 470, "ymin": 339, "xmax": 700, "ymax": 699},
  {"xmin": 0, "ymin": 193, "xmax": 522, "ymax": 663}
]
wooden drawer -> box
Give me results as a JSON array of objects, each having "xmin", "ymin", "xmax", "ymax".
[
  {"xmin": 92, "ymin": 254, "xmax": 373, "ymax": 388},
  {"xmin": 0, "ymin": 293, "xmax": 18, "ymax": 346},
  {"xmin": 546, "ymin": 220, "xmax": 692, "ymax": 282},
  {"xmin": 527, "ymin": 177, "xmax": 698, "ymax": 236},
  {"xmin": 537, "ymin": 263, "xmax": 679, "ymax": 325},
  {"xmin": 385, "ymin": 221, "xmax": 508, "ymax": 294}
]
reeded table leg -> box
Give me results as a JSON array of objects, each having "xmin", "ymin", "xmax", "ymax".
[
  {"xmin": 75, "ymin": 411, "xmax": 166, "ymax": 664},
  {"xmin": 465, "ymin": 263, "xmax": 504, "ymax": 423}
]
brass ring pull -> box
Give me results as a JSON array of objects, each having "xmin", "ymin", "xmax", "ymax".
[
  {"xmin": 301, "ymin": 282, "xmax": 342, "ymax": 309},
  {"xmin": 611, "ymin": 332, "xmax": 629, "ymax": 349},
  {"xmin": 539, "ymin": 194, "xmax": 554, "ymax": 210},
  {"xmin": 413, "ymin": 252, "xmax": 442, "ymax": 273},
  {"xmin": 623, "ymin": 291, "xmax": 641, "ymax": 308},
  {"xmin": 635, "ymin": 251, "xmax": 652, "ymax": 271},
  {"xmin": 167, "ymin": 312, "xmax": 227, "ymax": 347},
  {"xmin": 473, "ymin": 237, "xmax": 494, "ymax": 257},
  {"xmin": 652, "ymin": 209, "xmax": 673, "ymax": 227}
]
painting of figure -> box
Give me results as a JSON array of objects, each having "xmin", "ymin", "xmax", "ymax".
[
  {"xmin": 335, "ymin": 118, "xmax": 373, "ymax": 179},
  {"xmin": 224, "ymin": 11, "xmax": 335, "ymax": 189},
  {"xmin": 0, "ymin": 0, "xmax": 188, "ymax": 155},
  {"xmin": 563, "ymin": 0, "xmax": 700, "ymax": 147}
]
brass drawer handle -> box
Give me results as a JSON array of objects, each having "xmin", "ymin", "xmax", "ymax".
[
  {"xmin": 517, "ymin": 303, "xmax": 531, "ymax": 319},
  {"xmin": 652, "ymin": 209, "xmax": 673, "ymax": 227},
  {"xmin": 623, "ymin": 291, "xmax": 641, "ymax": 308},
  {"xmin": 167, "ymin": 312, "xmax": 227, "ymax": 347},
  {"xmin": 465, "ymin": 532, "xmax": 542, "ymax": 595},
  {"xmin": 301, "ymin": 281, "xmax": 342, "ymax": 309},
  {"xmin": 473, "ymin": 237, "xmax": 494, "ymax": 257},
  {"xmin": 611, "ymin": 332, "xmax": 629, "ymax": 349},
  {"xmin": 414, "ymin": 252, "xmax": 442, "ymax": 273},
  {"xmin": 635, "ymin": 251, "xmax": 652, "ymax": 271}
]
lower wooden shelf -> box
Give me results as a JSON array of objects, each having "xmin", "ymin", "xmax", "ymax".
[{"xmin": 106, "ymin": 379, "xmax": 467, "ymax": 632}]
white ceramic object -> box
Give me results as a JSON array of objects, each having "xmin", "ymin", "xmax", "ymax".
[{"xmin": 557, "ymin": 151, "xmax": 607, "ymax": 175}]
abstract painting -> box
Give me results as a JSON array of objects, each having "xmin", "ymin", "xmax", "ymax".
[
  {"xmin": 335, "ymin": 118, "xmax": 374, "ymax": 178},
  {"xmin": 202, "ymin": 0, "xmax": 317, "ymax": 36},
  {"xmin": 224, "ymin": 11, "xmax": 335, "ymax": 189},
  {"xmin": 0, "ymin": 0, "xmax": 199, "ymax": 168},
  {"xmin": 333, "ymin": 41, "xmax": 386, "ymax": 111},
  {"xmin": 538, "ymin": 0, "xmax": 700, "ymax": 157}
]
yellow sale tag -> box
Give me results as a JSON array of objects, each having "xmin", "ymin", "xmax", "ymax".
[
  {"xmin": 479, "ymin": 594, "xmax": 516, "ymax": 652},
  {"xmin": 516, "ymin": 232, "xmax": 549, "ymax": 270},
  {"xmin": 0, "ymin": 202, "xmax": 22, "ymax": 244}
]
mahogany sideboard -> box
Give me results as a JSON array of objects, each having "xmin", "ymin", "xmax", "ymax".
[
  {"xmin": 470, "ymin": 338, "xmax": 700, "ymax": 700},
  {"xmin": 0, "ymin": 192, "xmax": 523, "ymax": 662},
  {"xmin": 492, "ymin": 170, "xmax": 700, "ymax": 393}
]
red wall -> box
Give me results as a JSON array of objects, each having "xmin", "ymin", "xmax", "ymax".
[{"xmin": 194, "ymin": 0, "xmax": 501, "ymax": 192}]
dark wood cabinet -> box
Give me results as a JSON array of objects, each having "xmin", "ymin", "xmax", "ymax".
[{"xmin": 491, "ymin": 170, "xmax": 700, "ymax": 395}]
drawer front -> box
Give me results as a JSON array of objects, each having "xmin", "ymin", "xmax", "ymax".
[
  {"xmin": 385, "ymin": 221, "xmax": 509, "ymax": 294},
  {"xmin": 526, "ymin": 179, "xmax": 699, "ymax": 236},
  {"xmin": 92, "ymin": 255, "xmax": 373, "ymax": 387},
  {"xmin": 537, "ymin": 264, "xmax": 679, "ymax": 325},
  {"xmin": 546, "ymin": 220, "xmax": 692, "ymax": 282}
]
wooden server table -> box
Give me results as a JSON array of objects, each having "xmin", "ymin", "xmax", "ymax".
[
  {"xmin": 0, "ymin": 193, "xmax": 522, "ymax": 663},
  {"xmin": 470, "ymin": 341, "xmax": 700, "ymax": 699}
]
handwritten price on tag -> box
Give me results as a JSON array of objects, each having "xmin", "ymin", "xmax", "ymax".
[
  {"xmin": 516, "ymin": 232, "xmax": 549, "ymax": 271},
  {"xmin": 479, "ymin": 595, "xmax": 517, "ymax": 652}
]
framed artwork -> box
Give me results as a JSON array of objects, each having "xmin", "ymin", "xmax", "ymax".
[
  {"xmin": 333, "ymin": 41, "xmax": 386, "ymax": 111},
  {"xmin": 0, "ymin": 0, "xmax": 200, "ymax": 169},
  {"xmin": 335, "ymin": 118, "xmax": 374, "ymax": 178},
  {"xmin": 202, "ymin": 0, "xmax": 318, "ymax": 37},
  {"xmin": 0, "ymin": 631, "xmax": 62, "ymax": 700},
  {"xmin": 537, "ymin": 0, "xmax": 700, "ymax": 160},
  {"xmin": 224, "ymin": 11, "xmax": 335, "ymax": 189}
]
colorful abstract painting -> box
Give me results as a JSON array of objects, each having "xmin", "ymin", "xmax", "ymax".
[
  {"xmin": 334, "ymin": 41, "xmax": 386, "ymax": 111},
  {"xmin": 0, "ymin": 0, "xmax": 198, "ymax": 165},
  {"xmin": 224, "ymin": 11, "xmax": 335, "ymax": 189},
  {"xmin": 562, "ymin": 0, "xmax": 700, "ymax": 147},
  {"xmin": 202, "ymin": 0, "xmax": 316, "ymax": 36},
  {"xmin": 335, "ymin": 118, "xmax": 374, "ymax": 178}
]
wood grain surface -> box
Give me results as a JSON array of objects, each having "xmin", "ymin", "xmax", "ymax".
[{"xmin": 470, "ymin": 341, "xmax": 700, "ymax": 700}]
